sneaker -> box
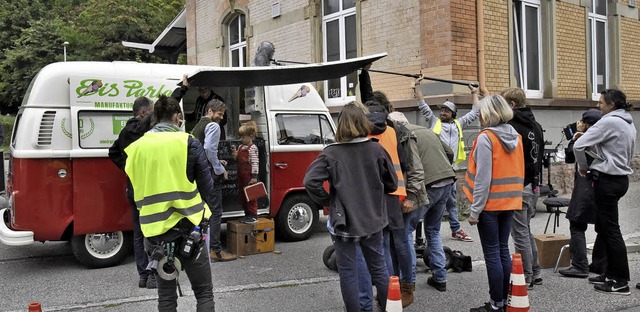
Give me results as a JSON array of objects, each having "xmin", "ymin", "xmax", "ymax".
[
  {"xmin": 452, "ymin": 230, "xmax": 473, "ymax": 242},
  {"xmin": 594, "ymin": 280, "xmax": 631, "ymax": 295},
  {"xmin": 470, "ymin": 302, "xmax": 503, "ymax": 312},
  {"xmin": 559, "ymin": 267, "xmax": 588, "ymax": 278},
  {"xmin": 146, "ymin": 274, "xmax": 157, "ymax": 289},
  {"xmin": 532, "ymin": 277, "xmax": 543, "ymax": 285},
  {"xmin": 241, "ymin": 216, "xmax": 258, "ymax": 224},
  {"xmin": 138, "ymin": 276, "xmax": 147, "ymax": 288},
  {"xmin": 636, "ymin": 283, "xmax": 640, "ymax": 290},
  {"xmin": 589, "ymin": 274, "xmax": 607, "ymax": 285},
  {"xmin": 210, "ymin": 250, "xmax": 237, "ymax": 262},
  {"xmin": 427, "ymin": 276, "xmax": 446, "ymax": 292}
]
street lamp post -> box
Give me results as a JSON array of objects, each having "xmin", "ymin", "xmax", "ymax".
[{"xmin": 63, "ymin": 41, "xmax": 69, "ymax": 62}]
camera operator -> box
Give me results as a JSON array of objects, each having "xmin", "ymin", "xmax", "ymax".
[{"xmin": 559, "ymin": 109, "xmax": 606, "ymax": 279}]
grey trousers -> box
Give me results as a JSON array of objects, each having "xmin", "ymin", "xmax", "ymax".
[{"xmin": 511, "ymin": 184, "xmax": 541, "ymax": 283}]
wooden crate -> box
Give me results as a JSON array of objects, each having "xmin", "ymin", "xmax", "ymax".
[
  {"xmin": 227, "ymin": 218, "xmax": 275, "ymax": 256},
  {"xmin": 534, "ymin": 234, "xmax": 571, "ymax": 268}
]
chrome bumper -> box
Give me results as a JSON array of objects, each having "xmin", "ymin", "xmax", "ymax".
[{"xmin": 0, "ymin": 208, "xmax": 34, "ymax": 246}]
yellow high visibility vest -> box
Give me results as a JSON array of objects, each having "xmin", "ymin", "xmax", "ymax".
[
  {"xmin": 369, "ymin": 126, "xmax": 407, "ymax": 200},
  {"xmin": 125, "ymin": 132, "xmax": 211, "ymax": 237},
  {"xmin": 433, "ymin": 119, "xmax": 466, "ymax": 164},
  {"xmin": 463, "ymin": 130, "xmax": 524, "ymax": 212}
]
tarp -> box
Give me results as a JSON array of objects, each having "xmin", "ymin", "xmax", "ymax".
[{"xmin": 185, "ymin": 53, "xmax": 387, "ymax": 87}]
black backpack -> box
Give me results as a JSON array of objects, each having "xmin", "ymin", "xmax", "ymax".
[{"xmin": 449, "ymin": 250, "xmax": 473, "ymax": 273}]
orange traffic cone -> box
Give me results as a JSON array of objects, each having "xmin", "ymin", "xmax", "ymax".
[
  {"xmin": 507, "ymin": 253, "xmax": 530, "ymax": 312},
  {"xmin": 28, "ymin": 302, "xmax": 42, "ymax": 312},
  {"xmin": 386, "ymin": 276, "xmax": 402, "ymax": 312}
]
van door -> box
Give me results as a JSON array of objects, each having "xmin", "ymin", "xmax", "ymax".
[{"xmin": 269, "ymin": 112, "xmax": 335, "ymax": 241}]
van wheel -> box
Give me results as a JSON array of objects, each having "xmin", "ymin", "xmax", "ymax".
[
  {"xmin": 71, "ymin": 231, "xmax": 132, "ymax": 268},
  {"xmin": 276, "ymin": 194, "xmax": 319, "ymax": 242}
]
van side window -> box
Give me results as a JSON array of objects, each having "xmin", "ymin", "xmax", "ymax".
[
  {"xmin": 77, "ymin": 111, "xmax": 131, "ymax": 149},
  {"xmin": 275, "ymin": 114, "xmax": 335, "ymax": 145},
  {"xmin": 11, "ymin": 113, "xmax": 22, "ymax": 148}
]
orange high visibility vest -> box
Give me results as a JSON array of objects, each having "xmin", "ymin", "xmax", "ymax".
[
  {"xmin": 463, "ymin": 129, "xmax": 524, "ymax": 212},
  {"xmin": 369, "ymin": 126, "xmax": 407, "ymax": 200}
]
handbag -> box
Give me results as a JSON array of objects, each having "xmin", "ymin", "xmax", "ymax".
[{"xmin": 244, "ymin": 182, "xmax": 268, "ymax": 202}]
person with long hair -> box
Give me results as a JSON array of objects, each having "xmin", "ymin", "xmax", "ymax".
[
  {"xmin": 463, "ymin": 95, "xmax": 524, "ymax": 312},
  {"xmin": 574, "ymin": 89, "xmax": 636, "ymax": 295},
  {"xmin": 304, "ymin": 102, "xmax": 397, "ymax": 311}
]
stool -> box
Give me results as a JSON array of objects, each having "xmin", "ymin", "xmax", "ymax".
[
  {"xmin": 554, "ymin": 243, "xmax": 570, "ymax": 273},
  {"xmin": 542, "ymin": 197, "xmax": 570, "ymax": 234}
]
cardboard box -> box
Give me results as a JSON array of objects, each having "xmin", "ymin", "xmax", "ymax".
[
  {"xmin": 534, "ymin": 234, "xmax": 571, "ymax": 268},
  {"xmin": 227, "ymin": 218, "xmax": 275, "ymax": 256}
]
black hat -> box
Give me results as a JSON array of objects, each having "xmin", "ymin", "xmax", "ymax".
[{"xmin": 581, "ymin": 109, "xmax": 601, "ymax": 125}]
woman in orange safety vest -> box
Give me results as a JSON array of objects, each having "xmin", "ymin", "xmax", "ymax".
[{"xmin": 463, "ymin": 95, "xmax": 524, "ymax": 312}]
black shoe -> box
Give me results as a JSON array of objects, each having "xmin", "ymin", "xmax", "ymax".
[
  {"xmin": 589, "ymin": 274, "xmax": 607, "ymax": 285},
  {"xmin": 636, "ymin": 283, "xmax": 640, "ymax": 290},
  {"xmin": 146, "ymin": 273, "xmax": 157, "ymax": 289},
  {"xmin": 470, "ymin": 302, "xmax": 503, "ymax": 312},
  {"xmin": 241, "ymin": 216, "xmax": 258, "ymax": 224},
  {"xmin": 532, "ymin": 277, "xmax": 543, "ymax": 285},
  {"xmin": 138, "ymin": 277, "xmax": 147, "ymax": 288},
  {"xmin": 559, "ymin": 267, "xmax": 589, "ymax": 278},
  {"xmin": 427, "ymin": 276, "xmax": 446, "ymax": 292},
  {"xmin": 594, "ymin": 280, "xmax": 631, "ymax": 295}
]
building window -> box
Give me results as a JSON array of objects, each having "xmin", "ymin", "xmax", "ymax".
[
  {"xmin": 512, "ymin": 0, "xmax": 543, "ymax": 98},
  {"xmin": 322, "ymin": 0, "xmax": 356, "ymax": 105},
  {"xmin": 229, "ymin": 14, "xmax": 246, "ymax": 67},
  {"xmin": 588, "ymin": 0, "xmax": 607, "ymax": 100}
]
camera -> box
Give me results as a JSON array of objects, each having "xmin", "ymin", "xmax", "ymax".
[{"xmin": 562, "ymin": 122, "xmax": 578, "ymax": 140}]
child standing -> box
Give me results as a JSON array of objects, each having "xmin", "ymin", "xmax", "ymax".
[{"xmin": 233, "ymin": 123, "xmax": 260, "ymax": 224}]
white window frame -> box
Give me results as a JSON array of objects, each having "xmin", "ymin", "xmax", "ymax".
[
  {"xmin": 228, "ymin": 14, "xmax": 246, "ymax": 67},
  {"xmin": 322, "ymin": 1, "xmax": 356, "ymax": 106},
  {"xmin": 513, "ymin": 0, "xmax": 543, "ymax": 98},
  {"xmin": 588, "ymin": 0, "xmax": 608, "ymax": 100}
]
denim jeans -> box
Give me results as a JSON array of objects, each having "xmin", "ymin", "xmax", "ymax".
[
  {"xmin": 510, "ymin": 184, "xmax": 540, "ymax": 283},
  {"xmin": 356, "ymin": 247, "xmax": 373, "ymax": 312},
  {"xmin": 209, "ymin": 177, "xmax": 223, "ymax": 252},
  {"xmin": 383, "ymin": 227, "xmax": 413, "ymax": 284},
  {"xmin": 334, "ymin": 231, "xmax": 389, "ymax": 312},
  {"xmin": 445, "ymin": 184, "xmax": 461, "ymax": 233},
  {"xmin": 403, "ymin": 205, "xmax": 427, "ymax": 283},
  {"xmin": 594, "ymin": 173, "xmax": 629, "ymax": 283},
  {"xmin": 422, "ymin": 184, "xmax": 452, "ymax": 283},
  {"xmin": 127, "ymin": 187, "xmax": 149, "ymax": 279},
  {"xmin": 149, "ymin": 239, "xmax": 215, "ymax": 311},
  {"xmin": 477, "ymin": 210, "xmax": 513, "ymax": 309}
]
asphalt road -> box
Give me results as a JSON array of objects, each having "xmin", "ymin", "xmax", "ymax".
[{"xmin": 1, "ymin": 182, "xmax": 640, "ymax": 312}]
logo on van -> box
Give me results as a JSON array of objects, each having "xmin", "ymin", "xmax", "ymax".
[
  {"xmin": 75, "ymin": 79, "xmax": 174, "ymax": 99},
  {"xmin": 61, "ymin": 117, "xmax": 95, "ymax": 139},
  {"xmin": 288, "ymin": 85, "xmax": 311, "ymax": 102}
]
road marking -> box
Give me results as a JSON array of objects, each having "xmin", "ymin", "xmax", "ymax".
[{"xmin": 6, "ymin": 276, "xmax": 341, "ymax": 311}]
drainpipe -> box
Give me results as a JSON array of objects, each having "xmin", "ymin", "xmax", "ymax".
[{"xmin": 476, "ymin": 0, "xmax": 489, "ymax": 96}]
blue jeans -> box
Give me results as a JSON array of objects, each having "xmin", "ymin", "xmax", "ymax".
[
  {"xmin": 422, "ymin": 184, "xmax": 452, "ymax": 283},
  {"xmin": 403, "ymin": 205, "xmax": 427, "ymax": 283},
  {"xmin": 356, "ymin": 247, "xmax": 373, "ymax": 312},
  {"xmin": 477, "ymin": 210, "xmax": 513, "ymax": 309},
  {"xmin": 510, "ymin": 184, "xmax": 540, "ymax": 283},
  {"xmin": 383, "ymin": 227, "xmax": 413, "ymax": 284},
  {"xmin": 446, "ymin": 184, "xmax": 461, "ymax": 233},
  {"xmin": 334, "ymin": 231, "xmax": 389, "ymax": 312}
]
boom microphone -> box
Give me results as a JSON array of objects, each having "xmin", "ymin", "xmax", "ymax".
[{"xmin": 253, "ymin": 41, "xmax": 275, "ymax": 66}]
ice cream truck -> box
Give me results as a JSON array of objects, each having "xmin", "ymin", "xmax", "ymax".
[{"xmin": 0, "ymin": 53, "xmax": 385, "ymax": 268}]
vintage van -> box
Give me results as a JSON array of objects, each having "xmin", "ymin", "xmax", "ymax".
[{"xmin": 0, "ymin": 54, "xmax": 385, "ymax": 268}]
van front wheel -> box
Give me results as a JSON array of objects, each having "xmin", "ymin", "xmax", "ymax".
[
  {"xmin": 276, "ymin": 194, "xmax": 319, "ymax": 241},
  {"xmin": 71, "ymin": 231, "xmax": 132, "ymax": 268}
]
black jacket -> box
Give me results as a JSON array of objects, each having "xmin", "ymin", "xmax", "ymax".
[
  {"xmin": 304, "ymin": 139, "xmax": 397, "ymax": 237},
  {"xmin": 508, "ymin": 107, "xmax": 544, "ymax": 186},
  {"xmin": 187, "ymin": 137, "xmax": 216, "ymax": 209},
  {"xmin": 564, "ymin": 141, "xmax": 596, "ymax": 224}
]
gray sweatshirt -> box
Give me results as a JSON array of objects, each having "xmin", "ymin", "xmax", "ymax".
[
  {"xmin": 573, "ymin": 109, "xmax": 636, "ymax": 176},
  {"xmin": 468, "ymin": 123, "xmax": 521, "ymax": 219},
  {"xmin": 418, "ymin": 99, "xmax": 479, "ymax": 162}
]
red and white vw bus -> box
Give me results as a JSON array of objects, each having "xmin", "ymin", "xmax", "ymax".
[{"xmin": 0, "ymin": 54, "xmax": 386, "ymax": 268}]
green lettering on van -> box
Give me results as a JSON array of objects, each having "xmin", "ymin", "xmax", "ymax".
[{"xmin": 113, "ymin": 115, "xmax": 129, "ymax": 134}]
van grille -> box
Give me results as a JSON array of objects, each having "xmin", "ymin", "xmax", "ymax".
[{"xmin": 37, "ymin": 111, "xmax": 56, "ymax": 146}]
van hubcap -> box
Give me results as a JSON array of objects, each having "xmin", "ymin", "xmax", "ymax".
[
  {"xmin": 85, "ymin": 232, "xmax": 123, "ymax": 259},
  {"xmin": 288, "ymin": 203, "xmax": 312, "ymax": 234}
]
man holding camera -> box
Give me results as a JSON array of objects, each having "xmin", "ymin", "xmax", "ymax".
[{"xmin": 501, "ymin": 87, "xmax": 545, "ymax": 290}]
